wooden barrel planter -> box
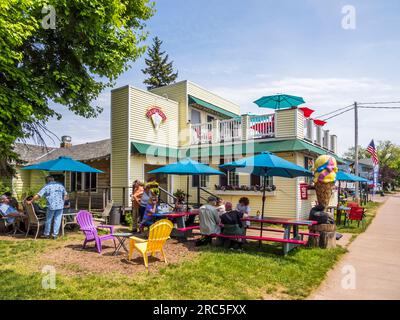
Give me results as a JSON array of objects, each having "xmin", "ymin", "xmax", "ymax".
[{"xmin": 308, "ymin": 224, "xmax": 336, "ymax": 249}]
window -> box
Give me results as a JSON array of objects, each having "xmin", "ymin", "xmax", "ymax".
[
  {"xmin": 227, "ymin": 171, "xmax": 239, "ymax": 186},
  {"xmin": 70, "ymin": 172, "xmax": 98, "ymax": 192},
  {"xmin": 250, "ymin": 174, "xmax": 273, "ymax": 187},
  {"xmin": 192, "ymin": 175, "xmax": 208, "ymax": 188},
  {"xmin": 190, "ymin": 109, "xmax": 201, "ymax": 124},
  {"xmin": 207, "ymin": 115, "xmax": 215, "ymax": 122},
  {"xmin": 304, "ymin": 156, "xmax": 314, "ymax": 184}
]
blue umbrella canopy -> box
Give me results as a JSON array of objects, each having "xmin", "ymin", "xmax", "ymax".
[
  {"xmin": 219, "ymin": 152, "xmax": 312, "ymax": 178},
  {"xmin": 21, "ymin": 156, "xmax": 103, "ymax": 173},
  {"xmin": 148, "ymin": 158, "xmax": 224, "ymax": 176},
  {"xmin": 254, "ymin": 94, "xmax": 305, "ymax": 110},
  {"xmin": 336, "ymin": 171, "xmax": 368, "ymax": 183}
]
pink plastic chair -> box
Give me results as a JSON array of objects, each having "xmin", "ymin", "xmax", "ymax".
[{"xmin": 76, "ymin": 210, "xmax": 116, "ymax": 253}]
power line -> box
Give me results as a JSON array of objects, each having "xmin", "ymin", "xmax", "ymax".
[
  {"xmin": 315, "ymin": 104, "xmax": 354, "ymax": 119},
  {"xmin": 322, "ymin": 106, "xmax": 354, "ymax": 121},
  {"xmin": 358, "ymin": 101, "xmax": 400, "ymax": 105},
  {"xmin": 359, "ymin": 106, "xmax": 400, "ymax": 109}
]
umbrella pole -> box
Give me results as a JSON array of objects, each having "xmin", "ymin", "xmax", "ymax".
[
  {"xmin": 259, "ymin": 175, "xmax": 267, "ymax": 247},
  {"xmin": 186, "ymin": 175, "xmax": 190, "ymax": 212}
]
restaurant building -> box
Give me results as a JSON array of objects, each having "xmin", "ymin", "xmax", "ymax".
[{"xmin": 111, "ymin": 80, "xmax": 342, "ymax": 219}]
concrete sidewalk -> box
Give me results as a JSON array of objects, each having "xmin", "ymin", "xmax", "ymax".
[{"xmin": 310, "ymin": 195, "xmax": 400, "ymax": 300}]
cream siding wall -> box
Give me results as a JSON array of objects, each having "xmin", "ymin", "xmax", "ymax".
[
  {"xmin": 275, "ymin": 108, "xmax": 297, "ymax": 139},
  {"xmin": 186, "ymin": 81, "xmax": 240, "ymax": 116},
  {"xmin": 129, "ymin": 87, "xmax": 179, "ymax": 148},
  {"xmin": 11, "ymin": 168, "xmax": 30, "ymax": 197},
  {"xmin": 111, "ymin": 86, "xmax": 130, "ymax": 205},
  {"xmin": 150, "ymin": 81, "xmax": 189, "ymax": 145},
  {"xmin": 296, "ymin": 109, "xmax": 305, "ymax": 139}
]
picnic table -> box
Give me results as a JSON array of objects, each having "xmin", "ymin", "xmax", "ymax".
[{"xmin": 241, "ymin": 217, "xmax": 318, "ymax": 255}]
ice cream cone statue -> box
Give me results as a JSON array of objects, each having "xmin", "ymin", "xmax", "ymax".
[{"xmin": 313, "ymin": 155, "xmax": 338, "ymax": 207}]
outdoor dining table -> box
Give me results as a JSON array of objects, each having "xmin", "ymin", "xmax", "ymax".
[
  {"xmin": 61, "ymin": 211, "xmax": 79, "ymax": 236},
  {"xmin": 241, "ymin": 216, "xmax": 317, "ymax": 254},
  {"xmin": 112, "ymin": 232, "xmax": 134, "ymax": 256}
]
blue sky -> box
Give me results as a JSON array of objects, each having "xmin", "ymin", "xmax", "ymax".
[{"xmin": 40, "ymin": 0, "xmax": 400, "ymax": 155}]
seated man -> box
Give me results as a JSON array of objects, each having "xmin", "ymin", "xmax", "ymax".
[
  {"xmin": 25, "ymin": 195, "xmax": 46, "ymax": 218},
  {"xmin": 196, "ymin": 196, "xmax": 220, "ymax": 246},
  {"xmin": 0, "ymin": 195, "xmax": 25, "ymax": 230},
  {"xmin": 220, "ymin": 202, "xmax": 244, "ymax": 249}
]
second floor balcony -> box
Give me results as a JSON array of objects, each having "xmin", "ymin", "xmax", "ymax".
[
  {"xmin": 189, "ymin": 107, "xmax": 338, "ymax": 154},
  {"xmin": 190, "ymin": 114, "xmax": 275, "ymax": 145}
]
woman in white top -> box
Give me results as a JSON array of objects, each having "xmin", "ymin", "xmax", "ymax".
[{"xmin": 236, "ymin": 197, "xmax": 251, "ymax": 228}]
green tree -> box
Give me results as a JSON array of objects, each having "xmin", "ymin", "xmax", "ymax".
[
  {"xmin": 376, "ymin": 141, "xmax": 400, "ymax": 190},
  {"xmin": 0, "ymin": 0, "xmax": 154, "ymax": 176},
  {"xmin": 142, "ymin": 36, "xmax": 178, "ymax": 90},
  {"xmin": 342, "ymin": 145, "xmax": 369, "ymax": 160}
]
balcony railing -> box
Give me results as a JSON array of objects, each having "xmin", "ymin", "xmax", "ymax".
[
  {"xmin": 190, "ymin": 114, "xmax": 275, "ymax": 145},
  {"xmin": 191, "ymin": 122, "xmax": 213, "ymax": 144},
  {"xmin": 220, "ymin": 118, "xmax": 242, "ymax": 142},
  {"xmin": 248, "ymin": 114, "xmax": 275, "ymax": 139}
]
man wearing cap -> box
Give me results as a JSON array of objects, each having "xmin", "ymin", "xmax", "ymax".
[
  {"xmin": 27, "ymin": 175, "xmax": 67, "ymax": 239},
  {"xmin": 196, "ymin": 196, "xmax": 220, "ymax": 246}
]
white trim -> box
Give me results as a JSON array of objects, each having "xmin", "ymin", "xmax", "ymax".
[{"xmin": 127, "ymin": 86, "xmax": 132, "ymax": 201}]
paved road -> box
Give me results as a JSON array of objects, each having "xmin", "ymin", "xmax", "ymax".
[{"xmin": 311, "ymin": 194, "xmax": 400, "ymax": 300}]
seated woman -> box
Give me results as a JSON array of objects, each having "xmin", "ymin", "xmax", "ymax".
[
  {"xmin": 25, "ymin": 195, "xmax": 46, "ymax": 218},
  {"xmin": 139, "ymin": 197, "xmax": 158, "ymax": 232},
  {"xmin": 220, "ymin": 202, "xmax": 244, "ymax": 249}
]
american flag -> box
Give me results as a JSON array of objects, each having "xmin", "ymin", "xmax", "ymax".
[{"xmin": 367, "ymin": 139, "xmax": 379, "ymax": 166}]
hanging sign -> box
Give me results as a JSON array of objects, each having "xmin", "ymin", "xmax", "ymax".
[
  {"xmin": 300, "ymin": 183, "xmax": 309, "ymax": 200},
  {"xmin": 146, "ymin": 107, "xmax": 167, "ymax": 130}
]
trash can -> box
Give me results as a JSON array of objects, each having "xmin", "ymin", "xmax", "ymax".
[{"xmin": 109, "ymin": 206, "xmax": 121, "ymax": 225}]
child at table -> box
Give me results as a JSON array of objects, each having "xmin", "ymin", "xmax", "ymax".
[{"xmin": 139, "ymin": 197, "xmax": 158, "ymax": 232}]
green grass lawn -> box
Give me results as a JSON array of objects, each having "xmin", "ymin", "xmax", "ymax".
[
  {"xmin": 0, "ymin": 200, "xmax": 383, "ymax": 300},
  {"xmin": 0, "ymin": 237, "xmax": 345, "ymax": 300}
]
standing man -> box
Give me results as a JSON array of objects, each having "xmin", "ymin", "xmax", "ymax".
[{"xmin": 28, "ymin": 175, "xmax": 67, "ymax": 239}]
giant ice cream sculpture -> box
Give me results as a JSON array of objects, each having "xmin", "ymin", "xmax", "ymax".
[{"xmin": 313, "ymin": 155, "xmax": 338, "ymax": 207}]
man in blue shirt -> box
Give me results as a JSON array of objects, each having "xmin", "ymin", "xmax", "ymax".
[
  {"xmin": 28, "ymin": 175, "xmax": 68, "ymax": 239},
  {"xmin": 0, "ymin": 195, "xmax": 24, "ymax": 225}
]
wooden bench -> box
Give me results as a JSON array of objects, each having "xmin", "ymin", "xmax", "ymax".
[
  {"xmin": 211, "ymin": 233, "xmax": 308, "ymax": 246},
  {"xmin": 246, "ymin": 226, "xmax": 320, "ymax": 238}
]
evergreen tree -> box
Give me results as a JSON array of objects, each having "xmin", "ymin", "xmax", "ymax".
[{"xmin": 142, "ymin": 37, "xmax": 178, "ymax": 89}]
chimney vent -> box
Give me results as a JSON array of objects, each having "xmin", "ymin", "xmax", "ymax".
[{"xmin": 60, "ymin": 135, "xmax": 72, "ymax": 148}]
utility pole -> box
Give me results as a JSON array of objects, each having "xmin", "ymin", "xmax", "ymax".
[{"xmin": 354, "ymin": 101, "xmax": 359, "ymax": 201}]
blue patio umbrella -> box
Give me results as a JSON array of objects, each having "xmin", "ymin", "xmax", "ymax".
[
  {"xmin": 148, "ymin": 158, "xmax": 224, "ymax": 210},
  {"xmin": 220, "ymin": 152, "xmax": 312, "ymax": 239},
  {"xmin": 336, "ymin": 171, "xmax": 369, "ymax": 204},
  {"xmin": 336, "ymin": 171, "xmax": 368, "ymax": 183},
  {"xmin": 21, "ymin": 156, "xmax": 103, "ymax": 173},
  {"xmin": 254, "ymin": 94, "xmax": 305, "ymax": 110}
]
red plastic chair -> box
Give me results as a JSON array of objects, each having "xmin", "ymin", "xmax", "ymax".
[{"xmin": 346, "ymin": 206, "xmax": 366, "ymax": 227}]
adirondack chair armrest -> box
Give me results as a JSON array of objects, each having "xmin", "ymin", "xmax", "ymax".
[
  {"xmin": 79, "ymin": 228, "xmax": 93, "ymax": 232},
  {"xmin": 129, "ymin": 236, "xmax": 147, "ymax": 243},
  {"xmin": 97, "ymin": 224, "xmax": 115, "ymax": 233}
]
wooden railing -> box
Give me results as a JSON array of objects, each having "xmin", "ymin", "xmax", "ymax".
[{"xmin": 191, "ymin": 122, "xmax": 213, "ymax": 144}]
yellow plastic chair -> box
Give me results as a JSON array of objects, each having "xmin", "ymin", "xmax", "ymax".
[{"xmin": 128, "ymin": 219, "xmax": 173, "ymax": 268}]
